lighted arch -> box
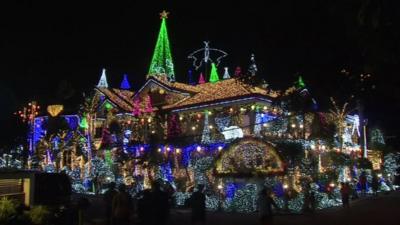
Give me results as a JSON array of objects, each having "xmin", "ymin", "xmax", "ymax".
[{"xmin": 215, "ymin": 138, "xmax": 285, "ymax": 177}]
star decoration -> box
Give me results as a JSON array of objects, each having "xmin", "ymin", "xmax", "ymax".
[{"xmin": 160, "ymin": 10, "xmax": 169, "ymax": 19}]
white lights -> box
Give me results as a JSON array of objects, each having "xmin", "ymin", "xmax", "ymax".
[
  {"xmin": 329, "ymin": 182, "xmax": 335, "ymax": 188},
  {"xmin": 217, "ymin": 184, "xmax": 223, "ymax": 190},
  {"xmin": 196, "ymin": 146, "xmax": 202, "ymax": 152},
  {"xmin": 283, "ymin": 184, "xmax": 289, "ymax": 189},
  {"xmin": 192, "ymin": 126, "xmax": 196, "ymax": 130},
  {"xmin": 157, "ymin": 148, "xmax": 162, "ymax": 152},
  {"xmin": 209, "ymin": 125, "xmax": 213, "ymax": 129},
  {"xmin": 140, "ymin": 147, "xmax": 144, "ymax": 151},
  {"xmin": 218, "ymin": 146, "xmax": 223, "ymax": 151},
  {"xmin": 299, "ymin": 124, "xmax": 304, "ymax": 128},
  {"xmin": 175, "ymin": 148, "xmax": 181, "ymax": 154},
  {"xmin": 166, "ymin": 147, "xmax": 171, "ymax": 151},
  {"xmin": 291, "ymin": 124, "xmax": 296, "ymax": 128}
]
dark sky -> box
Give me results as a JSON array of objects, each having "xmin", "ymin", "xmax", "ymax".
[{"xmin": 0, "ymin": 1, "xmax": 399, "ymax": 147}]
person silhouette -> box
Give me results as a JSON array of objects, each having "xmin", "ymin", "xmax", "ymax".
[
  {"xmin": 151, "ymin": 181, "xmax": 170, "ymax": 225},
  {"xmin": 258, "ymin": 188, "xmax": 279, "ymax": 225},
  {"xmin": 190, "ymin": 184, "xmax": 206, "ymax": 225},
  {"xmin": 112, "ymin": 184, "xmax": 132, "ymax": 225},
  {"xmin": 104, "ymin": 182, "xmax": 117, "ymax": 225}
]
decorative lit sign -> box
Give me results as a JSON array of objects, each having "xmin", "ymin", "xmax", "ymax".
[
  {"xmin": 47, "ymin": 105, "xmax": 64, "ymax": 117},
  {"xmin": 221, "ymin": 126, "xmax": 244, "ymax": 140}
]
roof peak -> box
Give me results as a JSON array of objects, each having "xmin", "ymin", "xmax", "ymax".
[{"xmin": 97, "ymin": 68, "xmax": 108, "ymax": 88}]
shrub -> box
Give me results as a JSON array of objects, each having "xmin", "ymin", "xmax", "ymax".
[
  {"xmin": 29, "ymin": 205, "xmax": 51, "ymax": 225},
  {"xmin": 0, "ymin": 197, "xmax": 17, "ymax": 223}
]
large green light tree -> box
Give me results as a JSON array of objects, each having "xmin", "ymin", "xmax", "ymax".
[{"xmin": 148, "ymin": 10, "xmax": 175, "ymax": 81}]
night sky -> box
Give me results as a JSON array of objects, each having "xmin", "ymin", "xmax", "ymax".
[{"xmin": 0, "ymin": 1, "xmax": 399, "ymax": 148}]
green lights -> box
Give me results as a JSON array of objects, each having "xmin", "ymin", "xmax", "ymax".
[
  {"xmin": 297, "ymin": 76, "xmax": 306, "ymax": 89},
  {"xmin": 79, "ymin": 117, "xmax": 89, "ymax": 129},
  {"xmin": 209, "ymin": 63, "xmax": 220, "ymax": 83},
  {"xmin": 148, "ymin": 13, "xmax": 175, "ymax": 81},
  {"xmin": 105, "ymin": 102, "xmax": 113, "ymax": 110}
]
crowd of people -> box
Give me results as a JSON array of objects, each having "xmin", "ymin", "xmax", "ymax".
[
  {"xmin": 95, "ymin": 171, "xmax": 390, "ymax": 225},
  {"xmin": 102, "ymin": 181, "xmax": 207, "ymax": 225}
]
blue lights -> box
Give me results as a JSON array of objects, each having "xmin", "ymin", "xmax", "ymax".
[
  {"xmin": 32, "ymin": 115, "xmax": 80, "ymax": 151},
  {"xmin": 120, "ymin": 74, "xmax": 131, "ymax": 90}
]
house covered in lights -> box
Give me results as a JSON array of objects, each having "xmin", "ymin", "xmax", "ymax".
[{"xmin": 28, "ymin": 11, "xmax": 380, "ymax": 212}]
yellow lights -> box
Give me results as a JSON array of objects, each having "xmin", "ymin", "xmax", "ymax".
[
  {"xmin": 310, "ymin": 144, "xmax": 315, "ymax": 150},
  {"xmin": 147, "ymin": 117, "xmax": 152, "ymax": 123},
  {"xmin": 208, "ymin": 111, "xmax": 212, "ymax": 115},
  {"xmin": 176, "ymin": 148, "xmax": 181, "ymax": 154},
  {"xmin": 229, "ymin": 108, "xmax": 234, "ymax": 113},
  {"xmin": 47, "ymin": 105, "xmax": 64, "ymax": 117},
  {"xmin": 291, "ymin": 124, "xmax": 296, "ymax": 128},
  {"xmin": 240, "ymin": 107, "xmax": 246, "ymax": 112},
  {"xmin": 209, "ymin": 125, "xmax": 213, "ymax": 129},
  {"xmin": 179, "ymin": 116, "xmax": 183, "ymax": 121},
  {"xmin": 192, "ymin": 126, "xmax": 196, "ymax": 131},
  {"xmin": 283, "ymin": 184, "xmax": 289, "ymax": 189},
  {"xmin": 159, "ymin": 89, "xmax": 165, "ymax": 94},
  {"xmin": 251, "ymin": 105, "xmax": 255, "ymax": 110},
  {"xmin": 151, "ymin": 130, "xmax": 156, "ymax": 134},
  {"xmin": 321, "ymin": 145, "xmax": 326, "ymax": 150},
  {"xmin": 217, "ymin": 184, "xmax": 223, "ymax": 190},
  {"xmin": 158, "ymin": 148, "xmax": 162, "ymax": 152},
  {"xmin": 196, "ymin": 146, "xmax": 202, "ymax": 152},
  {"xmin": 263, "ymin": 106, "xmax": 268, "ymax": 110}
]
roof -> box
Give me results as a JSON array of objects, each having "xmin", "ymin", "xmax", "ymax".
[
  {"xmin": 160, "ymin": 78, "xmax": 279, "ymax": 111},
  {"xmin": 93, "ymin": 76, "xmax": 282, "ymax": 113},
  {"xmin": 96, "ymin": 87, "xmax": 134, "ymax": 111}
]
